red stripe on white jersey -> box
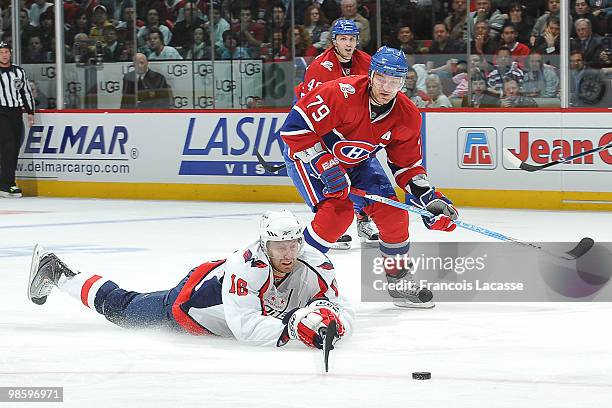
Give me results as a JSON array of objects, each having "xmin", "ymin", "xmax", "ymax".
[{"xmin": 80, "ymin": 275, "xmax": 102, "ymax": 308}]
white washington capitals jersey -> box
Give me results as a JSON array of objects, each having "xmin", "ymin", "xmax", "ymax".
[{"xmin": 178, "ymin": 242, "xmax": 354, "ymax": 347}]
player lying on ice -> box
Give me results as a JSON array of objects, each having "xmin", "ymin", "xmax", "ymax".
[
  {"xmin": 280, "ymin": 46, "xmax": 459, "ymax": 309},
  {"xmin": 27, "ymin": 210, "xmax": 354, "ymax": 349}
]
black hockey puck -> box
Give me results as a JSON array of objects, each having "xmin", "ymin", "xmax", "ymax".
[
  {"xmin": 417, "ymin": 289, "xmax": 433, "ymax": 303},
  {"xmin": 412, "ymin": 372, "xmax": 431, "ymax": 380}
]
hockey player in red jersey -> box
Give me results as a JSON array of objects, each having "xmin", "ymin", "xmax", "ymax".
[
  {"xmin": 280, "ymin": 46, "xmax": 459, "ymax": 308},
  {"xmin": 27, "ymin": 210, "xmax": 354, "ymax": 348},
  {"xmin": 297, "ymin": 19, "xmax": 371, "ymax": 99},
  {"xmin": 297, "ymin": 19, "xmax": 377, "ymax": 249}
]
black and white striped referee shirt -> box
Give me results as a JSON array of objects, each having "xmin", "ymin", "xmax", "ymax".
[{"xmin": 0, "ymin": 65, "xmax": 35, "ymax": 113}]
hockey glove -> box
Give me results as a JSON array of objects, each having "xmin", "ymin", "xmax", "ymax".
[
  {"xmin": 307, "ymin": 152, "xmax": 351, "ymax": 200},
  {"xmin": 406, "ymin": 175, "xmax": 458, "ymax": 232},
  {"xmin": 283, "ymin": 299, "xmax": 345, "ymax": 349}
]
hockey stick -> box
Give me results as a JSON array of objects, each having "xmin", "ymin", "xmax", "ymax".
[
  {"xmin": 255, "ymin": 150, "xmax": 287, "ymax": 173},
  {"xmin": 322, "ymin": 320, "xmax": 338, "ymax": 373},
  {"xmin": 503, "ymin": 141, "xmax": 612, "ymax": 172},
  {"xmin": 350, "ymin": 188, "xmax": 594, "ymax": 261}
]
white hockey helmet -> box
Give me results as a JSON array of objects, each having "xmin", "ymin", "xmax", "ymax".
[{"xmin": 259, "ymin": 210, "xmax": 304, "ymax": 254}]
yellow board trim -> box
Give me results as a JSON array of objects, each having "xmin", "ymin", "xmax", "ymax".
[{"xmin": 17, "ymin": 180, "xmax": 612, "ymax": 211}]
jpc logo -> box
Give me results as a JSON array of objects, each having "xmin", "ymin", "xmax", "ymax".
[{"xmin": 457, "ymin": 128, "xmax": 497, "ymax": 169}]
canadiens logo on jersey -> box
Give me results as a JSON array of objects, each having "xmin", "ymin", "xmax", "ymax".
[
  {"xmin": 339, "ymin": 83, "xmax": 355, "ymax": 98},
  {"xmin": 321, "ymin": 61, "xmax": 334, "ymax": 71},
  {"xmin": 332, "ymin": 140, "xmax": 377, "ymax": 165}
]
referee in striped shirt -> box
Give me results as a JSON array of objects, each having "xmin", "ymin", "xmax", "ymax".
[{"xmin": 0, "ymin": 41, "xmax": 34, "ymax": 198}]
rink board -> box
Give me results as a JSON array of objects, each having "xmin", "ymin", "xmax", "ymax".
[{"xmin": 16, "ymin": 110, "xmax": 611, "ymax": 210}]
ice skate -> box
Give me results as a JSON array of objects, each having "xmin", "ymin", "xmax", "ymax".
[
  {"xmin": 28, "ymin": 245, "xmax": 78, "ymax": 305},
  {"xmin": 357, "ymin": 214, "xmax": 379, "ymax": 244},
  {"xmin": 386, "ymin": 265, "xmax": 435, "ymax": 309},
  {"xmin": 330, "ymin": 234, "xmax": 352, "ymax": 250}
]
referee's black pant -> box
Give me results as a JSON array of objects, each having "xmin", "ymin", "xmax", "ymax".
[{"xmin": 0, "ymin": 108, "xmax": 25, "ymax": 190}]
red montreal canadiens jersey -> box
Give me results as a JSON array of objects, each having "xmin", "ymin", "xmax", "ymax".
[
  {"xmin": 282, "ymin": 75, "xmax": 426, "ymax": 189},
  {"xmin": 296, "ymin": 47, "xmax": 371, "ymax": 99}
]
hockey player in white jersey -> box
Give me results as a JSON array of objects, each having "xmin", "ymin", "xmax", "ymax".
[{"xmin": 27, "ymin": 210, "xmax": 354, "ymax": 349}]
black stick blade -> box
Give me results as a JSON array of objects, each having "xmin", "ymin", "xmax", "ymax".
[
  {"xmin": 565, "ymin": 237, "xmax": 595, "ymax": 260},
  {"xmin": 255, "ymin": 150, "xmax": 287, "ymax": 173},
  {"xmin": 323, "ymin": 320, "xmax": 338, "ymax": 373}
]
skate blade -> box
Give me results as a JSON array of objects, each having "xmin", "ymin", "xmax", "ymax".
[
  {"xmin": 330, "ymin": 242, "xmax": 352, "ymax": 250},
  {"xmin": 393, "ymin": 299, "xmax": 436, "ymax": 309},
  {"xmin": 27, "ymin": 244, "xmax": 46, "ymax": 304}
]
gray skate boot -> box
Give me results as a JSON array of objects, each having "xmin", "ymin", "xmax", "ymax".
[
  {"xmin": 28, "ymin": 245, "xmax": 78, "ymax": 305},
  {"xmin": 357, "ymin": 214, "xmax": 379, "ymax": 244},
  {"xmin": 386, "ymin": 262, "xmax": 435, "ymax": 309}
]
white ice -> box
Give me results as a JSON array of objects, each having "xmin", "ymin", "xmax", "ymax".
[{"xmin": 1, "ymin": 198, "xmax": 612, "ymax": 408}]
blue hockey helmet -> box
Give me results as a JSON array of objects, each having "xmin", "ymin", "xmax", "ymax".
[
  {"xmin": 331, "ymin": 19, "xmax": 360, "ymax": 38},
  {"xmin": 369, "ymin": 46, "xmax": 409, "ymax": 78}
]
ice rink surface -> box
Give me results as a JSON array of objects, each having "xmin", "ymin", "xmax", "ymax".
[{"xmin": 2, "ymin": 197, "xmax": 612, "ymax": 408}]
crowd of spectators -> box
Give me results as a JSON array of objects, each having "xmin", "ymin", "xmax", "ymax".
[{"xmin": 0, "ymin": 0, "xmax": 609, "ymax": 107}]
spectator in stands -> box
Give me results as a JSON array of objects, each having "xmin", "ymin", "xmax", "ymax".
[
  {"xmin": 205, "ymin": 3, "xmax": 230, "ymax": 49},
  {"xmin": 69, "ymin": 33, "xmax": 96, "ymax": 64},
  {"xmin": 531, "ymin": 0, "xmax": 569, "ymax": 40},
  {"xmin": 116, "ymin": 4, "xmax": 138, "ymax": 32},
  {"xmin": 90, "ymin": 5, "xmax": 114, "ymax": 46},
  {"xmin": 395, "ymin": 25, "xmax": 420, "ymax": 55},
  {"xmin": 500, "ymin": 78, "xmax": 537, "ymax": 107},
  {"xmin": 158, "ymin": 0, "xmax": 183, "ymax": 23},
  {"xmin": 99, "ymin": 0, "xmax": 133, "ymax": 25},
  {"xmin": 533, "ymin": 16, "xmax": 560, "ymax": 61},
  {"xmin": 295, "ymin": 0, "xmax": 340, "ymax": 25},
  {"xmin": 267, "ymin": 2, "xmax": 290, "ymax": 34},
  {"xmin": 103, "ymin": 26, "xmax": 126, "ymax": 62},
  {"xmin": 23, "ymin": 34, "xmax": 46, "ymax": 63},
  {"xmin": 170, "ymin": 1, "xmax": 205, "ymax": 50},
  {"xmin": 303, "ymin": 4, "xmax": 330, "ymax": 53},
  {"xmin": 118, "ymin": 38, "xmax": 134, "ymax": 61},
  {"xmin": 185, "ymin": 26, "xmax": 216, "ymax": 60},
  {"xmin": 507, "ymin": 2, "xmax": 533, "ymax": 45},
  {"xmin": 522, "ymin": 51, "xmax": 559, "ymax": 98},
  {"xmin": 289, "ymin": 25, "xmax": 318, "ymax": 59},
  {"xmin": 462, "ymin": 71, "xmax": 500, "ymax": 107},
  {"xmin": 335, "ymin": 0, "xmax": 370, "ymax": 50},
  {"xmin": 450, "ymin": 61, "xmax": 469, "ymax": 98},
  {"xmin": 471, "ymin": 20, "xmax": 499, "ymax": 56},
  {"xmin": 219, "ymin": 30, "xmax": 250, "ymax": 60},
  {"xmin": 232, "ymin": 6, "xmax": 265, "ymax": 58},
  {"xmin": 470, "ymin": 53, "xmax": 491, "ymax": 76},
  {"xmin": 468, "ymin": 0, "xmax": 506, "ymax": 40},
  {"xmin": 19, "ymin": 8, "xmax": 38, "ymax": 45},
  {"xmin": 445, "ymin": 0, "xmax": 468, "ymax": 43},
  {"xmin": 262, "ymin": 29, "xmax": 288, "ymax": 61},
  {"xmin": 121, "ymin": 52, "xmax": 173, "ymax": 109},
  {"xmin": 28, "ymin": 0, "xmax": 53, "ymax": 27},
  {"xmin": 487, "ymin": 46, "xmax": 524, "ymax": 96},
  {"xmin": 569, "ymin": 50, "xmax": 606, "ymax": 106},
  {"xmin": 571, "ymin": 18, "xmax": 606, "ymax": 68},
  {"xmin": 28, "ymin": 79, "xmax": 51, "ymax": 109},
  {"xmin": 572, "ymin": 0, "xmax": 604, "ymax": 35},
  {"xmin": 413, "ymin": 74, "xmax": 452, "ymax": 108},
  {"xmin": 427, "ymin": 22, "xmax": 466, "ymax": 54},
  {"xmin": 138, "ymin": 8, "xmax": 173, "ymax": 52},
  {"xmin": 38, "ymin": 9, "xmax": 55, "ymax": 54},
  {"xmin": 401, "ymin": 67, "xmax": 420, "ymax": 99},
  {"xmin": 147, "ymin": 27, "xmax": 182, "ymax": 60},
  {"xmin": 65, "ymin": 11, "xmax": 92, "ymax": 46},
  {"xmin": 499, "ymin": 23, "xmax": 529, "ymax": 67}
]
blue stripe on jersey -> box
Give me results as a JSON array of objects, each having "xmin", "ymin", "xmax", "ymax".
[
  {"xmin": 94, "ymin": 280, "xmax": 119, "ymax": 314},
  {"xmin": 304, "ymin": 228, "xmax": 330, "ymax": 253},
  {"xmin": 380, "ymin": 241, "xmax": 411, "ymax": 256},
  {"xmin": 280, "ymin": 108, "xmax": 311, "ymax": 133}
]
